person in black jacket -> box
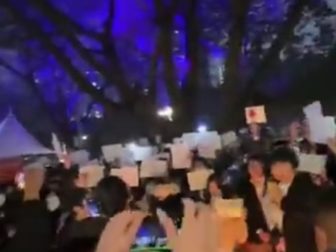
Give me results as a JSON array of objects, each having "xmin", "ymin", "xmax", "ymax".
[
  {"xmin": 57, "ymin": 188, "xmax": 108, "ymax": 252},
  {"xmin": 3, "ymin": 168, "xmax": 52, "ymax": 252},
  {"xmin": 238, "ymin": 154, "xmax": 283, "ymax": 252},
  {"xmin": 270, "ymin": 147, "xmax": 318, "ymax": 252}
]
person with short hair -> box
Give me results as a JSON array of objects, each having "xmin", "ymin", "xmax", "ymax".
[
  {"xmin": 95, "ymin": 176, "xmax": 131, "ymax": 217},
  {"xmin": 269, "ymin": 147, "xmax": 318, "ymax": 252},
  {"xmin": 315, "ymin": 187, "xmax": 336, "ymax": 252}
]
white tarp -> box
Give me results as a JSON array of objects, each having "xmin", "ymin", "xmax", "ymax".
[{"xmin": 0, "ymin": 113, "xmax": 53, "ymax": 159}]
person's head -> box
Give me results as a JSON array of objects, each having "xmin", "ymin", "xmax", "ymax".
[
  {"xmin": 247, "ymin": 154, "xmax": 267, "ymax": 179},
  {"xmin": 206, "ymin": 174, "xmax": 222, "ymax": 198},
  {"xmin": 269, "ymin": 147, "xmax": 298, "ymax": 183},
  {"xmin": 95, "ymin": 176, "xmax": 130, "ymax": 217},
  {"xmin": 62, "ymin": 188, "xmax": 89, "ymax": 220},
  {"xmin": 192, "ymin": 157, "xmax": 211, "ymax": 170},
  {"xmin": 289, "ymin": 121, "xmax": 302, "ymax": 140},
  {"xmin": 249, "ymin": 123, "xmax": 260, "ymax": 137},
  {"xmin": 315, "ymin": 187, "xmax": 336, "ymax": 251}
]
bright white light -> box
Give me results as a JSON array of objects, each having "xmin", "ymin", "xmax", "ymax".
[
  {"xmin": 197, "ymin": 125, "xmax": 208, "ymax": 133},
  {"xmin": 157, "ymin": 106, "xmax": 173, "ymax": 121},
  {"xmin": 92, "ymin": 81, "xmax": 97, "ymax": 87},
  {"xmin": 81, "ymin": 135, "xmax": 88, "ymax": 140},
  {"xmin": 126, "ymin": 142, "xmax": 137, "ymax": 149},
  {"xmin": 94, "ymin": 111, "xmax": 102, "ymax": 118}
]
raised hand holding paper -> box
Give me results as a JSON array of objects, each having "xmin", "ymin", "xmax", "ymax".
[
  {"xmin": 298, "ymin": 154, "xmax": 326, "ymax": 175},
  {"xmin": 187, "ymin": 169, "xmax": 213, "ymax": 191},
  {"xmin": 69, "ymin": 150, "xmax": 89, "ymax": 166},
  {"xmin": 245, "ymin": 106, "xmax": 267, "ymax": 124},
  {"xmin": 79, "ymin": 164, "xmax": 104, "ymax": 188},
  {"xmin": 303, "ymin": 101, "xmax": 323, "ymax": 118},
  {"xmin": 171, "ymin": 143, "xmax": 191, "ymax": 169},
  {"xmin": 303, "ymin": 101, "xmax": 336, "ymax": 143},
  {"xmin": 140, "ymin": 159, "xmax": 168, "ymax": 178},
  {"xmin": 111, "ymin": 167, "xmax": 139, "ymax": 187},
  {"xmin": 102, "ymin": 144, "xmax": 123, "ymax": 162},
  {"xmin": 221, "ymin": 131, "xmax": 238, "ymax": 146}
]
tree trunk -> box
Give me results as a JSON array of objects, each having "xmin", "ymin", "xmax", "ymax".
[
  {"xmin": 182, "ymin": 0, "xmax": 200, "ymax": 132},
  {"xmin": 218, "ymin": 0, "xmax": 252, "ymax": 131}
]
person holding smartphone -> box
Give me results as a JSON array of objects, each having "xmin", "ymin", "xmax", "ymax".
[{"xmin": 57, "ymin": 188, "xmax": 108, "ymax": 252}]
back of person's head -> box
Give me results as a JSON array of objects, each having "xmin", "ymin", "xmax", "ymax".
[
  {"xmin": 61, "ymin": 188, "xmax": 87, "ymax": 212},
  {"xmin": 95, "ymin": 176, "xmax": 129, "ymax": 217},
  {"xmin": 315, "ymin": 187, "xmax": 336, "ymax": 250},
  {"xmin": 192, "ymin": 156, "xmax": 211, "ymax": 169},
  {"xmin": 213, "ymin": 149, "xmax": 235, "ymax": 172}
]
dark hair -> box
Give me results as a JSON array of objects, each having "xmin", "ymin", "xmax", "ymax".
[
  {"xmin": 192, "ymin": 156, "xmax": 211, "ymax": 169},
  {"xmin": 61, "ymin": 188, "xmax": 88, "ymax": 211},
  {"xmin": 247, "ymin": 153, "xmax": 269, "ymax": 175},
  {"xmin": 248, "ymin": 153, "xmax": 267, "ymax": 165},
  {"xmin": 204, "ymin": 174, "xmax": 235, "ymax": 203},
  {"xmin": 94, "ymin": 176, "xmax": 129, "ymax": 217},
  {"xmin": 269, "ymin": 147, "xmax": 299, "ymax": 169},
  {"xmin": 206, "ymin": 174, "xmax": 222, "ymax": 189},
  {"xmin": 155, "ymin": 194, "xmax": 184, "ymax": 227}
]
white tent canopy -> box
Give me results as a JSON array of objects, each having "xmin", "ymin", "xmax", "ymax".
[{"xmin": 0, "ymin": 112, "xmax": 53, "ymax": 159}]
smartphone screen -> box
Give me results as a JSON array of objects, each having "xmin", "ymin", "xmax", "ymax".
[
  {"xmin": 132, "ymin": 216, "xmax": 168, "ymax": 251},
  {"xmin": 85, "ymin": 199, "xmax": 100, "ymax": 217}
]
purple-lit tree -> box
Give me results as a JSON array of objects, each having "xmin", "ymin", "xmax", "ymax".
[{"xmin": 0, "ymin": 0, "xmax": 335, "ymax": 144}]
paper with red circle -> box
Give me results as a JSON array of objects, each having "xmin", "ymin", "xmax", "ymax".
[{"xmin": 245, "ymin": 106, "xmax": 267, "ymax": 124}]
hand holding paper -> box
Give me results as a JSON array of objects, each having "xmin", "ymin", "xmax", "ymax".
[
  {"xmin": 245, "ymin": 106, "xmax": 267, "ymax": 124},
  {"xmin": 171, "ymin": 143, "xmax": 192, "ymax": 169},
  {"xmin": 298, "ymin": 154, "xmax": 326, "ymax": 175},
  {"xmin": 187, "ymin": 169, "xmax": 213, "ymax": 191},
  {"xmin": 140, "ymin": 159, "xmax": 168, "ymax": 178},
  {"xmin": 79, "ymin": 165, "xmax": 104, "ymax": 188},
  {"xmin": 102, "ymin": 144, "xmax": 123, "ymax": 162},
  {"xmin": 110, "ymin": 167, "xmax": 139, "ymax": 187}
]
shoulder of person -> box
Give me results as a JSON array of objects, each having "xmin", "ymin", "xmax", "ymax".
[{"xmin": 295, "ymin": 172, "xmax": 313, "ymax": 182}]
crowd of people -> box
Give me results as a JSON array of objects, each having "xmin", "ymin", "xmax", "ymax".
[{"xmin": 1, "ymin": 121, "xmax": 336, "ymax": 252}]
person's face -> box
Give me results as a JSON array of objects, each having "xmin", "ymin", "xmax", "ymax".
[
  {"xmin": 193, "ymin": 161, "xmax": 204, "ymax": 170},
  {"xmin": 208, "ymin": 181, "xmax": 221, "ymax": 198},
  {"xmin": 73, "ymin": 204, "xmax": 90, "ymax": 221},
  {"xmin": 302, "ymin": 119, "xmax": 311, "ymax": 138},
  {"xmin": 271, "ymin": 161, "xmax": 294, "ymax": 182},
  {"xmin": 249, "ymin": 123, "xmax": 260, "ymax": 137},
  {"xmin": 289, "ymin": 122, "xmax": 301, "ymax": 139},
  {"xmin": 248, "ymin": 160, "xmax": 264, "ymax": 179}
]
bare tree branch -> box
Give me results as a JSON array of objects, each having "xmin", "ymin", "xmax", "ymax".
[
  {"xmin": 1, "ymin": 0, "xmax": 124, "ymax": 111},
  {"xmin": 243, "ymin": 0, "xmax": 311, "ymax": 104},
  {"xmin": 0, "ymin": 56, "xmax": 72, "ymax": 143},
  {"xmin": 29, "ymin": 0, "xmax": 134, "ymax": 105}
]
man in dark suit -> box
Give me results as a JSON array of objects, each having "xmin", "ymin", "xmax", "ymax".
[
  {"xmin": 270, "ymin": 147, "xmax": 318, "ymax": 252},
  {"xmin": 315, "ymin": 187, "xmax": 336, "ymax": 252}
]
